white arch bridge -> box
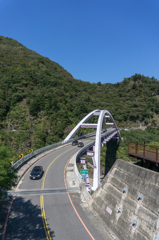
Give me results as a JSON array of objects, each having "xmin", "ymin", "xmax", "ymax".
[{"xmin": 63, "ymin": 109, "xmax": 121, "ymax": 191}]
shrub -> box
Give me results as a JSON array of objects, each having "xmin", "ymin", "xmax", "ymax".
[{"xmin": 11, "ymin": 93, "xmax": 23, "ymax": 105}]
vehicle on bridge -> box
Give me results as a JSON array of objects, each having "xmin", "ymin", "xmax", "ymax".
[
  {"xmin": 78, "ymin": 141, "xmax": 84, "ymax": 147},
  {"xmin": 30, "ymin": 166, "xmax": 43, "ymax": 180},
  {"xmin": 72, "ymin": 140, "xmax": 78, "ymax": 146}
]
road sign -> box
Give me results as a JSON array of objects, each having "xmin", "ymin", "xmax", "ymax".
[
  {"xmin": 80, "ymin": 159, "xmax": 86, "ymax": 164},
  {"xmin": 80, "ymin": 169, "xmax": 88, "ymax": 174},
  {"xmin": 19, "ymin": 154, "xmax": 23, "ymax": 159},
  {"xmin": 8, "ymin": 162, "xmax": 13, "ymax": 167},
  {"xmin": 81, "ymin": 174, "xmax": 87, "ymax": 177}
]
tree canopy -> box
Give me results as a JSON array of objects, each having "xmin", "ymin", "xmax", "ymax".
[
  {"xmin": 0, "ymin": 145, "xmax": 17, "ymax": 201},
  {"xmin": 1, "ymin": 35, "xmax": 159, "ymax": 158}
]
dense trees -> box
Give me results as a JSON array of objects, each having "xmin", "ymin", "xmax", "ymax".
[
  {"xmin": 0, "ymin": 145, "xmax": 18, "ymax": 201},
  {"xmin": 1, "ymin": 36, "xmax": 159, "ymax": 156},
  {"xmin": 1, "ymin": 36, "xmax": 159, "ymax": 198}
]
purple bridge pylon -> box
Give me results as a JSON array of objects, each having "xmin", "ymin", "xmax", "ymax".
[{"xmin": 63, "ymin": 109, "xmax": 121, "ymax": 191}]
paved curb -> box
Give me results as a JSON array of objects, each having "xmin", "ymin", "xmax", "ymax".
[{"xmin": 65, "ymin": 151, "xmax": 93, "ymax": 205}]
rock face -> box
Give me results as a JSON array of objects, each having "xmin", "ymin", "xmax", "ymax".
[{"xmin": 91, "ymin": 159, "xmax": 159, "ymax": 240}]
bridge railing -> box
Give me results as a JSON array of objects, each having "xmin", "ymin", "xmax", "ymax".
[
  {"xmin": 128, "ymin": 142, "xmax": 159, "ymax": 166},
  {"xmin": 13, "ymin": 131, "xmax": 97, "ymax": 170},
  {"xmin": 13, "ymin": 140, "xmax": 71, "ymax": 170},
  {"xmin": 75, "ymin": 141, "xmax": 95, "ymax": 183},
  {"xmin": 75, "ymin": 129, "xmax": 117, "ymax": 184}
]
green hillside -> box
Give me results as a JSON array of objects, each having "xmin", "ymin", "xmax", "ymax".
[{"xmin": 1, "ymin": 35, "xmax": 159, "ymax": 161}]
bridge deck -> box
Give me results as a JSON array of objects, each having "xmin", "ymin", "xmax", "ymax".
[
  {"xmin": 129, "ymin": 152, "xmax": 159, "ymax": 164},
  {"xmin": 128, "ymin": 143, "xmax": 159, "ymax": 166}
]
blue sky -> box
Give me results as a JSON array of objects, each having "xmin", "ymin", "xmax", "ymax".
[{"xmin": 0, "ymin": 0, "xmax": 159, "ymax": 84}]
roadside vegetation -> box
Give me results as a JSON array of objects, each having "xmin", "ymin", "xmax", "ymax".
[
  {"xmin": 0, "ymin": 146, "xmax": 18, "ymax": 202},
  {"xmin": 1, "ymin": 36, "xmax": 159, "ymax": 158},
  {"xmin": 1, "ymin": 35, "xmax": 159, "ymax": 199},
  {"xmin": 102, "ymin": 128, "xmax": 159, "ymax": 171}
]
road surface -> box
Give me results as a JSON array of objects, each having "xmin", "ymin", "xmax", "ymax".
[{"xmin": 4, "ymin": 134, "xmax": 112, "ymax": 240}]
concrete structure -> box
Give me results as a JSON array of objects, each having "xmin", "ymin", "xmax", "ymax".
[{"xmin": 91, "ymin": 159, "xmax": 159, "ymax": 240}]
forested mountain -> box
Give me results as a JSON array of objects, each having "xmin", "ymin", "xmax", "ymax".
[{"xmin": 1, "ymin": 35, "xmax": 159, "ymax": 159}]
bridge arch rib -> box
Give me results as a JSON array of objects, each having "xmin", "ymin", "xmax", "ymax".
[
  {"xmin": 93, "ymin": 110, "xmax": 121, "ymax": 190},
  {"xmin": 63, "ymin": 109, "xmax": 101, "ymax": 143},
  {"xmin": 63, "ymin": 109, "xmax": 121, "ymax": 191}
]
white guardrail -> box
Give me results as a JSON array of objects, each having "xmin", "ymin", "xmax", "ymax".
[
  {"xmin": 13, "ymin": 131, "xmax": 99, "ymax": 170},
  {"xmin": 74, "ymin": 129, "xmax": 117, "ymax": 184}
]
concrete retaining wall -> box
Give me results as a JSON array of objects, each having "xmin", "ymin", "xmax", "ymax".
[{"xmin": 91, "ymin": 159, "xmax": 159, "ymax": 240}]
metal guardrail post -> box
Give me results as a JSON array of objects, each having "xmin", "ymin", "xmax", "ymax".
[
  {"xmin": 143, "ymin": 144, "xmax": 145, "ymax": 163},
  {"xmin": 156, "ymin": 148, "xmax": 158, "ymax": 167},
  {"xmin": 135, "ymin": 142, "xmax": 138, "ymax": 159}
]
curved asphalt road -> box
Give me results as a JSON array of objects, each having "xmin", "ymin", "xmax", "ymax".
[{"xmin": 4, "ymin": 135, "xmax": 107, "ymax": 240}]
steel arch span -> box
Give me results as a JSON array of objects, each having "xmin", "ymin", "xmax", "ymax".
[{"xmin": 63, "ymin": 109, "xmax": 121, "ymax": 191}]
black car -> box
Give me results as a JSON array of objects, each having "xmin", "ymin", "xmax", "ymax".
[
  {"xmin": 72, "ymin": 140, "xmax": 78, "ymax": 146},
  {"xmin": 30, "ymin": 166, "xmax": 43, "ymax": 180},
  {"xmin": 78, "ymin": 141, "xmax": 84, "ymax": 147}
]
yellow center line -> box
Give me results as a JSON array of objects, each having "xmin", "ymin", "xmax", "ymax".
[
  {"xmin": 40, "ymin": 195, "xmax": 51, "ymax": 240},
  {"xmin": 41, "ymin": 147, "xmax": 74, "ymax": 189},
  {"xmin": 41, "ymin": 139, "xmax": 90, "ymax": 189},
  {"xmin": 40, "ymin": 139, "xmax": 90, "ymax": 240}
]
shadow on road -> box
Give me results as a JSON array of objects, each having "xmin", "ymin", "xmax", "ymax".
[
  {"xmin": 2, "ymin": 196, "xmax": 55, "ymax": 240},
  {"xmin": 0, "ymin": 200, "xmax": 11, "ymax": 238}
]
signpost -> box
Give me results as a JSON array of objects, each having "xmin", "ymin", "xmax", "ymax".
[{"xmin": 80, "ymin": 169, "xmax": 88, "ymax": 177}]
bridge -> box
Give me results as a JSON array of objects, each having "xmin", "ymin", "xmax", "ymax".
[
  {"xmin": 63, "ymin": 109, "xmax": 121, "ymax": 191},
  {"xmin": 3, "ymin": 109, "xmax": 121, "ymax": 240},
  {"xmin": 128, "ymin": 142, "xmax": 159, "ymax": 167}
]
